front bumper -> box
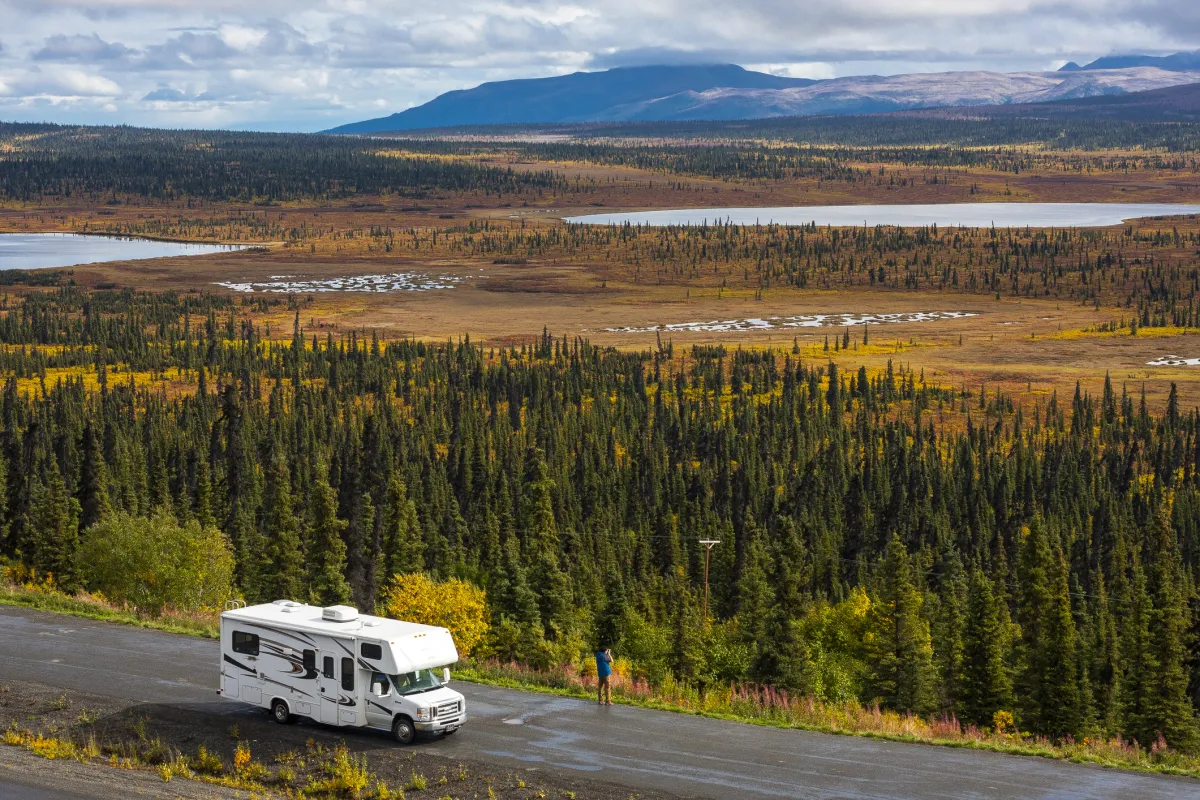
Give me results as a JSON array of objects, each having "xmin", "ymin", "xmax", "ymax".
[{"xmin": 415, "ymin": 713, "xmax": 466, "ymax": 732}]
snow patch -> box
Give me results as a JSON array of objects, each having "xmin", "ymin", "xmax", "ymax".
[
  {"xmin": 605, "ymin": 311, "xmax": 977, "ymax": 334},
  {"xmin": 216, "ymin": 273, "xmax": 465, "ymax": 293},
  {"xmin": 1148, "ymin": 355, "xmax": 1200, "ymax": 367}
]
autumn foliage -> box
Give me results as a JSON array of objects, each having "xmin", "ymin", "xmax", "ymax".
[{"xmin": 380, "ymin": 573, "xmax": 489, "ymax": 657}]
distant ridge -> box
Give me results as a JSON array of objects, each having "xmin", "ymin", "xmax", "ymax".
[
  {"xmin": 326, "ymin": 63, "xmax": 1200, "ymax": 133},
  {"xmin": 325, "ymin": 65, "xmax": 813, "ymax": 134},
  {"xmin": 1064, "ymin": 51, "xmax": 1200, "ymax": 72},
  {"xmin": 898, "ymin": 81, "xmax": 1200, "ymax": 122}
]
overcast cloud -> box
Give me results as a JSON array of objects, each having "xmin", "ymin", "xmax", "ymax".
[{"xmin": 1, "ymin": 0, "xmax": 1197, "ymax": 131}]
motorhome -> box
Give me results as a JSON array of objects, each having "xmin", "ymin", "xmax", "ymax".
[{"xmin": 218, "ymin": 600, "xmax": 465, "ymax": 744}]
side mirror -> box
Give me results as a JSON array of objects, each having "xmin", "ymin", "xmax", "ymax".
[
  {"xmin": 372, "ymin": 682, "xmax": 384, "ymax": 697},
  {"xmin": 443, "ymin": 668, "xmax": 451, "ymax": 684}
]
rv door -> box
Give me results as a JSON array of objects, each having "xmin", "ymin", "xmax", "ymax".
[{"xmin": 317, "ymin": 653, "xmax": 341, "ymax": 725}]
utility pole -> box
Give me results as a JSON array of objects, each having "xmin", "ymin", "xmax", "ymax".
[{"xmin": 699, "ymin": 538, "xmax": 721, "ymax": 624}]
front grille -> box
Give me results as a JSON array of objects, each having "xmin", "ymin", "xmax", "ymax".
[{"xmin": 434, "ymin": 700, "xmax": 461, "ymax": 720}]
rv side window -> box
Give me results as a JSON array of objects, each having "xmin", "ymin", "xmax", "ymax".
[
  {"xmin": 341, "ymin": 657, "xmax": 354, "ymax": 691},
  {"xmin": 361, "ymin": 642, "xmax": 382, "ymax": 660},
  {"xmin": 303, "ymin": 650, "xmax": 316, "ymax": 673},
  {"xmin": 232, "ymin": 631, "xmax": 259, "ymax": 656},
  {"xmin": 322, "ymin": 656, "xmax": 334, "ymax": 679}
]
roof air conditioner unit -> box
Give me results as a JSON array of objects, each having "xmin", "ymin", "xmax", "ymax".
[{"xmin": 322, "ymin": 605, "xmax": 359, "ymax": 623}]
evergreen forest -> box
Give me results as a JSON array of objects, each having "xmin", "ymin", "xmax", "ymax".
[{"xmin": 0, "ymin": 288, "xmax": 1197, "ymax": 752}]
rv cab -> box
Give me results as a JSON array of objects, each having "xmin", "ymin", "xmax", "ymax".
[{"xmin": 218, "ymin": 600, "xmax": 466, "ymax": 744}]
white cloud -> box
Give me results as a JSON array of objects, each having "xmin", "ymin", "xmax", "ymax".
[
  {"xmin": 0, "ymin": 0, "xmax": 1196, "ymax": 130},
  {"xmin": 55, "ymin": 69, "xmax": 122, "ymax": 95},
  {"xmin": 219, "ymin": 24, "xmax": 267, "ymax": 51}
]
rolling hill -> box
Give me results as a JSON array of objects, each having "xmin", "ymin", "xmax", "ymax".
[
  {"xmin": 326, "ymin": 64, "xmax": 814, "ymax": 134},
  {"xmin": 900, "ymin": 80, "xmax": 1200, "ymax": 122},
  {"xmin": 1063, "ymin": 50, "xmax": 1200, "ymax": 72},
  {"xmin": 325, "ymin": 63, "xmax": 1200, "ymax": 133}
]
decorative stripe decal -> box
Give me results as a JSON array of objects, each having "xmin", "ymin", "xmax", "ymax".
[
  {"xmin": 367, "ymin": 699, "xmax": 393, "ymax": 716},
  {"xmin": 223, "ymin": 653, "xmax": 256, "ymax": 676},
  {"xmin": 263, "ymin": 674, "xmax": 315, "ymax": 699}
]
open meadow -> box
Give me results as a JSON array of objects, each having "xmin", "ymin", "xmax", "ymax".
[{"xmin": 3, "ymin": 128, "xmax": 1199, "ymax": 409}]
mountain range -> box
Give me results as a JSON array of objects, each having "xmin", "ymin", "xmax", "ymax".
[
  {"xmin": 1059, "ymin": 51, "xmax": 1200, "ymax": 72},
  {"xmin": 326, "ymin": 56, "xmax": 1200, "ymax": 134}
]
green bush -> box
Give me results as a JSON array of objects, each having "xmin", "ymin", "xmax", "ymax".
[{"xmin": 79, "ymin": 511, "xmax": 235, "ymax": 612}]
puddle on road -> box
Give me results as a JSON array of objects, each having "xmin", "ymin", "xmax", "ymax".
[
  {"xmin": 215, "ymin": 272, "xmax": 467, "ymax": 293},
  {"xmin": 602, "ymin": 310, "xmax": 977, "ymax": 334},
  {"xmin": 483, "ymin": 751, "xmax": 602, "ymax": 772}
]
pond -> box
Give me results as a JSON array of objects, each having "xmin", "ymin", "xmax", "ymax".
[
  {"xmin": 0, "ymin": 233, "xmax": 246, "ymax": 270},
  {"xmin": 565, "ymin": 203, "xmax": 1200, "ymax": 228}
]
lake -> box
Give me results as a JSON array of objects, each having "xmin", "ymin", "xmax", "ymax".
[
  {"xmin": 0, "ymin": 233, "xmax": 246, "ymax": 271},
  {"xmin": 565, "ymin": 203, "xmax": 1200, "ymax": 228}
]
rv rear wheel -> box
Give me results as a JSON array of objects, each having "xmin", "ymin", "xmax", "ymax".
[
  {"xmin": 392, "ymin": 716, "xmax": 415, "ymax": 745},
  {"xmin": 270, "ymin": 699, "xmax": 293, "ymax": 725}
]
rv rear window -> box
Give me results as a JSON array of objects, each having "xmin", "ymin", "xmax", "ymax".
[
  {"xmin": 360, "ymin": 642, "xmax": 383, "ymax": 660},
  {"xmin": 232, "ymin": 631, "xmax": 259, "ymax": 656},
  {"xmin": 341, "ymin": 657, "xmax": 354, "ymax": 691}
]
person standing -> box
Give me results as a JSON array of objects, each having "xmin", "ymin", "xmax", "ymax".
[{"xmin": 595, "ymin": 646, "xmax": 613, "ymax": 706}]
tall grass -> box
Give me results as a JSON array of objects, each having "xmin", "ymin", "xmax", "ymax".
[{"xmin": 0, "ymin": 568, "xmax": 219, "ymax": 638}]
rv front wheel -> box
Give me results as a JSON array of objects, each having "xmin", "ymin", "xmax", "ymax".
[
  {"xmin": 270, "ymin": 699, "xmax": 293, "ymax": 725},
  {"xmin": 392, "ymin": 716, "xmax": 415, "ymax": 745}
]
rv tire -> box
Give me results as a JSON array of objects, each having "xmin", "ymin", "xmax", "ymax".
[
  {"xmin": 392, "ymin": 715, "xmax": 416, "ymax": 745},
  {"xmin": 270, "ymin": 699, "xmax": 293, "ymax": 725}
]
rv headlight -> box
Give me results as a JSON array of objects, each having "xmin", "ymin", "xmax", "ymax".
[{"xmin": 415, "ymin": 707, "xmax": 432, "ymax": 721}]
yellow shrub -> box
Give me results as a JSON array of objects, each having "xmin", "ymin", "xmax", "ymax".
[
  {"xmin": 381, "ymin": 574, "xmax": 489, "ymax": 657},
  {"xmin": 233, "ymin": 742, "xmax": 252, "ymax": 772},
  {"xmin": 29, "ymin": 735, "xmax": 75, "ymax": 760}
]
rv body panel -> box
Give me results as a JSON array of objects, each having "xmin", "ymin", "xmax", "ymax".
[{"xmin": 218, "ymin": 601, "xmax": 466, "ymax": 737}]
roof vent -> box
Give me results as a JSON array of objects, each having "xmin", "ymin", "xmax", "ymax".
[
  {"xmin": 322, "ymin": 605, "xmax": 359, "ymax": 623},
  {"xmin": 272, "ymin": 599, "xmax": 302, "ymax": 607}
]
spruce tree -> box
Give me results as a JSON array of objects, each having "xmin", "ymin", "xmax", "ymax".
[
  {"xmin": 957, "ymin": 571, "xmax": 1013, "ymax": 728},
  {"xmin": 259, "ymin": 452, "xmax": 305, "ymax": 602},
  {"xmin": 521, "ymin": 453, "xmax": 571, "ymax": 634},
  {"xmin": 77, "ymin": 423, "xmax": 111, "ymax": 531},
  {"xmin": 380, "ymin": 476, "xmax": 423, "ymax": 580},
  {"xmin": 1140, "ymin": 504, "xmax": 1198, "ymax": 751},
  {"xmin": 308, "ymin": 460, "xmax": 351, "ymax": 607},
  {"xmin": 865, "ymin": 535, "xmax": 937, "ymax": 714},
  {"xmin": 30, "ymin": 463, "xmax": 82, "ymax": 594},
  {"xmin": 1017, "ymin": 516, "xmax": 1081, "ymax": 739}
]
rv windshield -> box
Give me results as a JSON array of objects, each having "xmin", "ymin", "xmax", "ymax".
[{"xmin": 390, "ymin": 668, "xmax": 444, "ymax": 696}]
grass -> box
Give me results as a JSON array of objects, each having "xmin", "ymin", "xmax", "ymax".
[
  {"xmin": 3, "ymin": 577, "xmax": 1198, "ymax": 781},
  {"xmin": 0, "ymin": 576, "xmax": 218, "ymax": 638},
  {"xmin": 1, "ymin": 723, "xmax": 409, "ymax": 798}
]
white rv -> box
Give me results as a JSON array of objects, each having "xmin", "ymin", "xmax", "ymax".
[{"xmin": 218, "ymin": 600, "xmax": 466, "ymax": 744}]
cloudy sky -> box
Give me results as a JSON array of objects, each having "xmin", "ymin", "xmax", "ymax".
[{"xmin": 1, "ymin": 0, "xmax": 1196, "ymax": 131}]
